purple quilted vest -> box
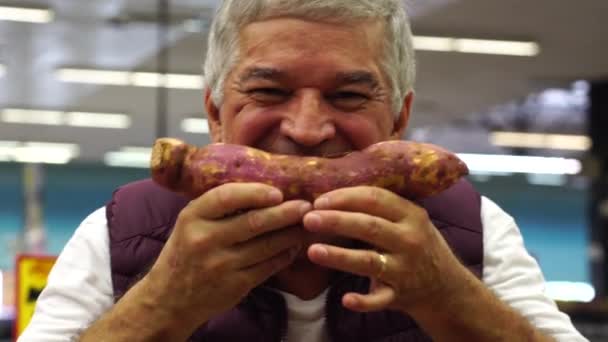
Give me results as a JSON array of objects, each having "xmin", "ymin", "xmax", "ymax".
[{"xmin": 106, "ymin": 178, "xmax": 483, "ymax": 341}]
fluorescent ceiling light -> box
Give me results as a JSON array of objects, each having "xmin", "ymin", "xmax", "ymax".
[
  {"xmin": 457, "ymin": 153, "xmax": 582, "ymax": 175},
  {"xmin": 120, "ymin": 147, "xmax": 153, "ymax": 154},
  {"xmin": 166, "ymin": 74, "xmax": 204, "ymax": 89},
  {"xmin": 412, "ymin": 36, "xmax": 453, "ymax": 52},
  {"xmin": 57, "ymin": 69, "xmax": 130, "ymax": 86},
  {"xmin": 1, "ymin": 108, "xmax": 130, "ymax": 129},
  {"xmin": 491, "ymin": 132, "xmax": 591, "ymax": 151},
  {"xmin": 545, "ymin": 282, "xmax": 595, "ymax": 303},
  {"xmin": 131, "ymin": 72, "xmax": 165, "ymax": 87},
  {"xmin": 104, "ymin": 147, "xmax": 152, "ymax": 168},
  {"xmin": 413, "ymin": 35, "xmax": 540, "ymax": 57},
  {"xmin": 181, "ymin": 118, "xmax": 209, "ymax": 134},
  {"xmin": 0, "ymin": 141, "xmax": 79, "ymax": 164},
  {"xmin": 455, "ymin": 38, "xmax": 539, "ymax": 57},
  {"xmin": 2, "ymin": 109, "xmax": 63, "ymax": 125},
  {"xmin": 0, "ymin": 140, "xmax": 19, "ymax": 147},
  {"xmin": 0, "ymin": 6, "xmax": 54, "ymax": 23},
  {"xmin": 57, "ymin": 68, "xmax": 203, "ymax": 89},
  {"xmin": 0, "ymin": 141, "xmax": 18, "ymax": 161},
  {"xmin": 65, "ymin": 112, "xmax": 131, "ymax": 129}
]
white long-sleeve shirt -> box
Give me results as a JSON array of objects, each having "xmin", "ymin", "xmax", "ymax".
[{"xmin": 18, "ymin": 197, "xmax": 588, "ymax": 342}]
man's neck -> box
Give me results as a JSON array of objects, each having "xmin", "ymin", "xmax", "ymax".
[{"xmin": 272, "ymin": 258, "xmax": 333, "ymax": 300}]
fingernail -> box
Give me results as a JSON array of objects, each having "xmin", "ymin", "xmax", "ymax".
[
  {"xmin": 267, "ymin": 189, "xmax": 283, "ymax": 202},
  {"xmin": 299, "ymin": 202, "xmax": 312, "ymax": 216},
  {"xmin": 310, "ymin": 245, "xmax": 328, "ymax": 258},
  {"xmin": 315, "ymin": 196, "xmax": 329, "ymax": 209},
  {"xmin": 344, "ymin": 295, "xmax": 358, "ymax": 308},
  {"xmin": 305, "ymin": 213, "xmax": 322, "ymax": 230}
]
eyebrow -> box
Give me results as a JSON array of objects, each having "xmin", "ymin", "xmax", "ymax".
[
  {"xmin": 238, "ymin": 67, "xmax": 381, "ymax": 90},
  {"xmin": 239, "ymin": 67, "xmax": 286, "ymax": 83},
  {"xmin": 335, "ymin": 71, "xmax": 381, "ymax": 91}
]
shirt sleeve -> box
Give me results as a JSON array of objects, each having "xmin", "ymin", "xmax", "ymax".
[
  {"xmin": 17, "ymin": 207, "xmax": 114, "ymax": 342},
  {"xmin": 481, "ymin": 196, "xmax": 589, "ymax": 342}
]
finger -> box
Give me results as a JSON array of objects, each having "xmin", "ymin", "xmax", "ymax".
[
  {"xmin": 230, "ymin": 226, "xmax": 304, "ymax": 269},
  {"xmin": 307, "ymin": 244, "xmax": 388, "ymax": 278},
  {"xmin": 242, "ymin": 245, "xmax": 300, "ymax": 285},
  {"xmin": 342, "ymin": 285, "xmax": 395, "ymax": 312},
  {"xmin": 303, "ymin": 210, "xmax": 401, "ymax": 251},
  {"xmin": 313, "ymin": 186, "xmax": 413, "ymax": 222},
  {"xmin": 189, "ymin": 183, "xmax": 285, "ymax": 220},
  {"xmin": 218, "ymin": 200, "xmax": 311, "ymax": 244}
]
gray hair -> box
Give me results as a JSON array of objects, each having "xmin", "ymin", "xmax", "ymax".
[{"xmin": 203, "ymin": 0, "xmax": 416, "ymax": 116}]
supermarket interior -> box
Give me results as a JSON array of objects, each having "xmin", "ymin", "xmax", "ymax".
[{"xmin": 0, "ymin": 0, "xmax": 607, "ymax": 341}]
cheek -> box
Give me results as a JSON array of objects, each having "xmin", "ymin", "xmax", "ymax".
[
  {"xmin": 334, "ymin": 116, "xmax": 388, "ymax": 149},
  {"xmin": 226, "ymin": 107, "xmax": 283, "ymax": 145}
]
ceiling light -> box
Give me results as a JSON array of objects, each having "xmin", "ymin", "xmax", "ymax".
[
  {"xmin": 1, "ymin": 108, "xmax": 131, "ymax": 129},
  {"xmin": 0, "ymin": 64, "xmax": 5, "ymax": 77},
  {"xmin": 545, "ymin": 282, "xmax": 595, "ymax": 303},
  {"xmin": 455, "ymin": 39, "xmax": 539, "ymax": 56},
  {"xmin": 181, "ymin": 118, "xmax": 209, "ymax": 134},
  {"xmin": 412, "ymin": 36, "xmax": 453, "ymax": 52},
  {"xmin": 413, "ymin": 35, "xmax": 540, "ymax": 57},
  {"xmin": 56, "ymin": 69, "xmax": 130, "ymax": 86},
  {"xmin": 491, "ymin": 132, "xmax": 591, "ymax": 151},
  {"xmin": 457, "ymin": 153, "xmax": 581, "ymax": 175},
  {"xmin": 104, "ymin": 147, "xmax": 152, "ymax": 168},
  {"xmin": 0, "ymin": 141, "xmax": 79, "ymax": 164},
  {"xmin": 65, "ymin": 112, "xmax": 131, "ymax": 129},
  {"xmin": 0, "ymin": 6, "xmax": 54, "ymax": 23},
  {"xmin": 166, "ymin": 74, "xmax": 204, "ymax": 89},
  {"xmin": 1, "ymin": 109, "xmax": 63, "ymax": 125},
  {"xmin": 0, "ymin": 141, "xmax": 19, "ymax": 148},
  {"xmin": 120, "ymin": 147, "xmax": 153, "ymax": 154},
  {"xmin": 0, "ymin": 141, "xmax": 19, "ymax": 161},
  {"xmin": 130, "ymin": 72, "xmax": 165, "ymax": 87},
  {"xmin": 57, "ymin": 68, "xmax": 203, "ymax": 89}
]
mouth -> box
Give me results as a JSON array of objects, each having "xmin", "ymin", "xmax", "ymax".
[
  {"xmin": 269, "ymin": 148, "xmax": 351, "ymax": 159},
  {"xmin": 262, "ymin": 132, "xmax": 354, "ymax": 158},
  {"xmin": 319, "ymin": 151, "xmax": 351, "ymax": 159}
]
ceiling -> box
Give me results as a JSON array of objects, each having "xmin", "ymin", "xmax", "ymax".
[{"xmin": 0, "ymin": 0, "xmax": 606, "ymax": 163}]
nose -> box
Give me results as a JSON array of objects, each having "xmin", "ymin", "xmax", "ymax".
[{"xmin": 280, "ymin": 90, "xmax": 336, "ymax": 147}]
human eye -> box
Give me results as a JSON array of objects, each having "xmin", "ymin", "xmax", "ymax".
[
  {"xmin": 328, "ymin": 91, "xmax": 369, "ymax": 109},
  {"xmin": 331, "ymin": 91, "xmax": 368, "ymax": 100},
  {"xmin": 247, "ymin": 87, "xmax": 290, "ymax": 103}
]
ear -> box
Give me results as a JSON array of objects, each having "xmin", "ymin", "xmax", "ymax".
[
  {"xmin": 389, "ymin": 91, "xmax": 414, "ymax": 140},
  {"xmin": 204, "ymin": 88, "xmax": 223, "ymax": 143}
]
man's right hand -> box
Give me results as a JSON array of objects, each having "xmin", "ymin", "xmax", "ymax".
[{"xmin": 142, "ymin": 182, "xmax": 311, "ymax": 334}]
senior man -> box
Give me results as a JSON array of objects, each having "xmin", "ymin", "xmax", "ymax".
[{"xmin": 20, "ymin": 0, "xmax": 587, "ymax": 341}]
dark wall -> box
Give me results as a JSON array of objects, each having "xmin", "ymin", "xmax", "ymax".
[{"xmin": 589, "ymin": 80, "xmax": 608, "ymax": 297}]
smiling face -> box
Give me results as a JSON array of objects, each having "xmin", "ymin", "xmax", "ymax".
[
  {"xmin": 205, "ymin": 17, "xmax": 413, "ymax": 155},
  {"xmin": 204, "ymin": 17, "xmax": 413, "ymax": 271}
]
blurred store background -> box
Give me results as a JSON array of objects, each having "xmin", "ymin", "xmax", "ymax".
[{"xmin": 0, "ymin": 0, "xmax": 607, "ymax": 340}]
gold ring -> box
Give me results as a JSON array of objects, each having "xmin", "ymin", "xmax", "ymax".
[{"xmin": 377, "ymin": 253, "xmax": 388, "ymax": 278}]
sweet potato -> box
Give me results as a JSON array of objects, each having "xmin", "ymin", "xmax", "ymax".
[{"xmin": 150, "ymin": 138, "xmax": 468, "ymax": 201}]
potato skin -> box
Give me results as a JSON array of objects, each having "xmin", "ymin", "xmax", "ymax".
[{"xmin": 151, "ymin": 138, "xmax": 469, "ymax": 201}]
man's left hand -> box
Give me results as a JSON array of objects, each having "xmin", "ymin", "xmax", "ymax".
[{"xmin": 302, "ymin": 186, "xmax": 470, "ymax": 314}]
